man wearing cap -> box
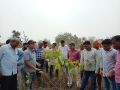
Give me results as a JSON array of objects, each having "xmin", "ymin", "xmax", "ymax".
[
  {"xmin": 93, "ymin": 40, "xmax": 103, "ymax": 90},
  {"xmin": 24, "ymin": 40, "xmax": 40, "ymax": 90}
]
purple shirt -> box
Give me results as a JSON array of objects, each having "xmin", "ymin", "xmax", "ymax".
[{"xmin": 67, "ymin": 50, "xmax": 80, "ymax": 62}]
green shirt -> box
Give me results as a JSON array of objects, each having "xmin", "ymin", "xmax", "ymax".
[{"xmin": 81, "ymin": 48, "xmax": 100, "ymax": 73}]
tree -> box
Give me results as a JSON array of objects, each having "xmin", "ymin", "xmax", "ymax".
[
  {"xmin": 12, "ymin": 30, "xmax": 21, "ymax": 39},
  {"xmin": 21, "ymin": 31, "xmax": 29, "ymax": 42},
  {"xmin": 55, "ymin": 32, "xmax": 82, "ymax": 49}
]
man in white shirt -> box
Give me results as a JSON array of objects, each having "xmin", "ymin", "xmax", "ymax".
[
  {"xmin": 58, "ymin": 40, "xmax": 69, "ymax": 58},
  {"xmin": 43, "ymin": 41, "xmax": 49, "ymax": 72}
]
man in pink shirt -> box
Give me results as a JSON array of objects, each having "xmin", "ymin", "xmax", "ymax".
[
  {"xmin": 67, "ymin": 43, "xmax": 81, "ymax": 87},
  {"xmin": 68, "ymin": 43, "xmax": 80, "ymax": 62},
  {"xmin": 112, "ymin": 35, "xmax": 120, "ymax": 90}
]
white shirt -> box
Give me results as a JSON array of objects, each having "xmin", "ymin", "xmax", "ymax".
[
  {"xmin": 58, "ymin": 45, "xmax": 69, "ymax": 58},
  {"xmin": 43, "ymin": 47, "xmax": 49, "ymax": 51}
]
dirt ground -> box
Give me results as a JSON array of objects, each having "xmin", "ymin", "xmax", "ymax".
[{"xmin": 34, "ymin": 72, "xmax": 103, "ymax": 90}]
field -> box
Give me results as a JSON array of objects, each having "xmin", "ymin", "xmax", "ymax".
[{"xmin": 33, "ymin": 72, "xmax": 103, "ymax": 90}]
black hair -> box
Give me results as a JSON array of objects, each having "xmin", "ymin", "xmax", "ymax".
[
  {"xmin": 43, "ymin": 41, "xmax": 47, "ymax": 44},
  {"xmin": 69, "ymin": 43, "xmax": 75, "ymax": 46},
  {"xmin": 53, "ymin": 43, "xmax": 57, "ymax": 46},
  {"xmin": 23, "ymin": 43, "xmax": 28, "ymax": 46},
  {"xmin": 6, "ymin": 39, "xmax": 10, "ymax": 44},
  {"xmin": 112, "ymin": 35, "xmax": 120, "ymax": 42},
  {"xmin": 61, "ymin": 40, "xmax": 65, "ymax": 43},
  {"xmin": 83, "ymin": 41, "xmax": 91, "ymax": 45},
  {"xmin": 102, "ymin": 39, "xmax": 112, "ymax": 45}
]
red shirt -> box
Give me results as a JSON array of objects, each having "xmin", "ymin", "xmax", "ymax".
[{"xmin": 67, "ymin": 50, "xmax": 81, "ymax": 62}]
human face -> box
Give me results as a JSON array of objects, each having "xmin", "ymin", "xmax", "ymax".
[
  {"xmin": 28, "ymin": 43, "xmax": 35, "ymax": 49},
  {"xmin": 102, "ymin": 44, "xmax": 111, "ymax": 51},
  {"xmin": 84, "ymin": 44, "xmax": 91, "ymax": 50},
  {"xmin": 61, "ymin": 43, "xmax": 65, "ymax": 46},
  {"xmin": 69, "ymin": 45, "xmax": 75, "ymax": 50},
  {"xmin": 80, "ymin": 44, "xmax": 84, "ymax": 50},
  {"xmin": 113, "ymin": 40, "xmax": 120, "ymax": 49},
  {"xmin": 43, "ymin": 44, "xmax": 47, "ymax": 48},
  {"xmin": 38, "ymin": 43, "xmax": 43, "ymax": 48},
  {"xmin": 52, "ymin": 44, "xmax": 55, "ymax": 48},
  {"xmin": 11, "ymin": 40, "xmax": 20, "ymax": 48}
]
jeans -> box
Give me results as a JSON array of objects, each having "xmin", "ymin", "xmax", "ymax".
[
  {"xmin": 102, "ymin": 76, "xmax": 116, "ymax": 90},
  {"xmin": 80, "ymin": 71, "xmax": 96, "ymax": 90},
  {"xmin": 24, "ymin": 72, "xmax": 36, "ymax": 90},
  {"xmin": 116, "ymin": 83, "xmax": 120, "ymax": 90}
]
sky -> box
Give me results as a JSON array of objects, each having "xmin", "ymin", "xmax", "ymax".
[{"xmin": 0, "ymin": 0, "xmax": 120, "ymax": 43}]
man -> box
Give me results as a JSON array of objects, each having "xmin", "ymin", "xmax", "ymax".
[
  {"xmin": 100, "ymin": 39, "xmax": 117, "ymax": 90},
  {"xmin": 79, "ymin": 43, "xmax": 84, "ymax": 79},
  {"xmin": 43, "ymin": 41, "xmax": 49, "ymax": 51},
  {"xmin": 43, "ymin": 41, "xmax": 49, "ymax": 72},
  {"xmin": 80, "ymin": 41, "xmax": 100, "ymax": 90},
  {"xmin": 67, "ymin": 43, "xmax": 80, "ymax": 87},
  {"xmin": 58, "ymin": 40, "xmax": 69, "ymax": 58},
  {"xmin": 24, "ymin": 40, "xmax": 40, "ymax": 90},
  {"xmin": 111, "ymin": 35, "xmax": 120, "ymax": 90},
  {"xmin": 93, "ymin": 40, "xmax": 102, "ymax": 90},
  {"xmin": 49, "ymin": 43, "xmax": 58, "ymax": 77},
  {"xmin": 0, "ymin": 37, "xmax": 20, "ymax": 90},
  {"xmin": 17, "ymin": 43, "xmax": 27, "ymax": 86},
  {"xmin": 34, "ymin": 41, "xmax": 44, "ymax": 77},
  {"xmin": 22, "ymin": 42, "xmax": 28, "ymax": 51},
  {"xmin": 79, "ymin": 44, "xmax": 84, "ymax": 53}
]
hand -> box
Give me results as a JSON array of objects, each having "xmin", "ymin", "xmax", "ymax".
[
  {"xmin": 100, "ymin": 69, "xmax": 103, "ymax": 76},
  {"xmin": 80, "ymin": 70, "xmax": 84, "ymax": 74},
  {"xmin": 107, "ymin": 71, "xmax": 115, "ymax": 78},
  {"xmin": 34, "ymin": 67, "xmax": 41, "ymax": 71},
  {"xmin": 95, "ymin": 73, "xmax": 98, "ymax": 77}
]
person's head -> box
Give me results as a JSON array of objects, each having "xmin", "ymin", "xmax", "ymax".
[
  {"xmin": 69, "ymin": 43, "xmax": 75, "ymax": 50},
  {"xmin": 27, "ymin": 40, "xmax": 36, "ymax": 50},
  {"xmin": 38, "ymin": 41, "xmax": 43, "ymax": 48},
  {"xmin": 112, "ymin": 35, "xmax": 120, "ymax": 49},
  {"xmin": 10, "ymin": 37, "xmax": 20, "ymax": 48},
  {"xmin": 22, "ymin": 42, "xmax": 28, "ymax": 51},
  {"xmin": 43, "ymin": 41, "xmax": 47, "ymax": 48},
  {"xmin": 6, "ymin": 39, "xmax": 10, "ymax": 44},
  {"xmin": 52, "ymin": 43, "xmax": 57, "ymax": 48},
  {"xmin": 102, "ymin": 39, "xmax": 112, "ymax": 51},
  {"xmin": 83, "ymin": 41, "xmax": 91, "ymax": 50},
  {"xmin": 80, "ymin": 44, "xmax": 84, "ymax": 50},
  {"xmin": 61, "ymin": 40, "xmax": 65, "ymax": 46},
  {"xmin": 93, "ymin": 40, "xmax": 101, "ymax": 50}
]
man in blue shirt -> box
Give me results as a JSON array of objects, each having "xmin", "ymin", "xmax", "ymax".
[
  {"xmin": 100, "ymin": 39, "xmax": 117, "ymax": 90},
  {"xmin": 0, "ymin": 37, "xmax": 20, "ymax": 90}
]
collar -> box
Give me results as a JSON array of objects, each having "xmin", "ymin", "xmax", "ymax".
[
  {"xmin": 8, "ymin": 44, "xmax": 12, "ymax": 49},
  {"xmin": 27, "ymin": 48, "xmax": 35, "ymax": 52}
]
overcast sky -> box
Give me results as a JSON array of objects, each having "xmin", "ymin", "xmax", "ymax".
[{"xmin": 0, "ymin": 0, "xmax": 120, "ymax": 43}]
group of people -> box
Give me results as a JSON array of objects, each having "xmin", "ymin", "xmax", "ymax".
[{"xmin": 0, "ymin": 35, "xmax": 120, "ymax": 90}]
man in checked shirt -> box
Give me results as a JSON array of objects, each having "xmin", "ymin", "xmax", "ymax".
[{"xmin": 34, "ymin": 41, "xmax": 44, "ymax": 77}]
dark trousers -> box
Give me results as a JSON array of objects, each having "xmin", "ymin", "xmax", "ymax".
[
  {"xmin": 80, "ymin": 71, "xmax": 96, "ymax": 90},
  {"xmin": 49, "ymin": 65, "xmax": 58, "ymax": 77},
  {"xmin": 44, "ymin": 61, "xmax": 48, "ymax": 72},
  {"xmin": 1, "ymin": 74, "xmax": 17, "ymax": 90},
  {"xmin": 36, "ymin": 60, "xmax": 44, "ymax": 77}
]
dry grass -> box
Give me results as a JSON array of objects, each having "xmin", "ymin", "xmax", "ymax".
[{"xmin": 33, "ymin": 72, "xmax": 103, "ymax": 90}]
